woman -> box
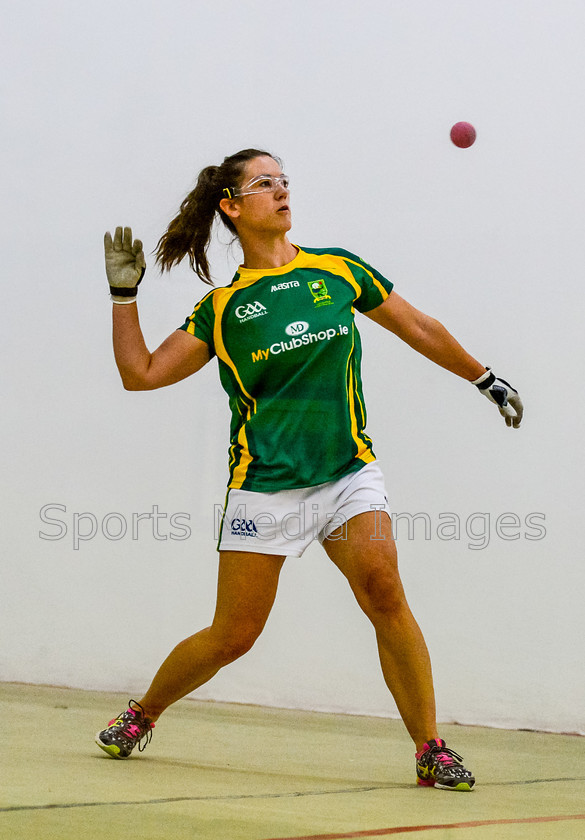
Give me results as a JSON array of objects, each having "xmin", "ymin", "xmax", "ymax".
[{"xmin": 96, "ymin": 148, "xmax": 523, "ymax": 791}]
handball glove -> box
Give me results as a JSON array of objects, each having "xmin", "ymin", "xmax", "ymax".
[
  {"xmin": 472, "ymin": 368, "xmax": 524, "ymax": 428},
  {"xmin": 104, "ymin": 226, "xmax": 146, "ymax": 303}
]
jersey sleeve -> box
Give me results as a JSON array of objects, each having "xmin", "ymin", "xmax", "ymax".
[
  {"xmin": 335, "ymin": 249, "xmax": 394, "ymax": 312},
  {"xmin": 178, "ymin": 290, "xmax": 216, "ymax": 357}
]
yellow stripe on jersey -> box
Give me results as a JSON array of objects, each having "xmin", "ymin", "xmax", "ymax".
[
  {"xmin": 184, "ymin": 289, "xmax": 214, "ymax": 336},
  {"xmin": 212, "ymin": 287, "xmax": 257, "ymax": 487},
  {"xmin": 342, "ymin": 256, "xmax": 390, "ymax": 301},
  {"xmin": 232, "ymin": 247, "xmax": 389, "ymax": 306},
  {"xmin": 212, "ymin": 288, "xmax": 256, "ymax": 412},
  {"xmin": 344, "ymin": 324, "xmax": 376, "ymax": 464},
  {"xmin": 352, "ymin": 357, "xmax": 368, "ymax": 433},
  {"xmin": 309, "ymin": 253, "xmax": 362, "ymax": 300},
  {"xmin": 230, "ymin": 423, "xmax": 255, "ymax": 489},
  {"xmin": 304, "ymin": 252, "xmax": 390, "ymax": 306}
]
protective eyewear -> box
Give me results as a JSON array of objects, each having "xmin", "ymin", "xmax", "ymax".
[{"xmin": 223, "ymin": 174, "xmax": 290, "ymax": 199}]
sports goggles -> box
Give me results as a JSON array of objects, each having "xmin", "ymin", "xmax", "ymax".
[{"xmin": 223, "ymin": 174, "xmax": 290, "ymax": 199}]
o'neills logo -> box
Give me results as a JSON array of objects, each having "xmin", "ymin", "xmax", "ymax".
[{"xmin": 235, "ymin": 301, "xmax": 267, "ymax": 323}]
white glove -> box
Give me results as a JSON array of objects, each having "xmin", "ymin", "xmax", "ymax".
[
  {"xmin": 472, "ymin": 368, "xmax": 524, "ymax": 428},
  {"xmin": 104, "ymin": 226, "xmax": 146, "ymax": 303}
]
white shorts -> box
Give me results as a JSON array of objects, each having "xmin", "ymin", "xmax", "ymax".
[{"xmin": 217, "ymin": 461, "xmax": 390, "ymax": 557}]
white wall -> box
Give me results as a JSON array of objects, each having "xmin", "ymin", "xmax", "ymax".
[{"xmin": 2, "ymin": 0, "xmax": 584, "ymax": 734}]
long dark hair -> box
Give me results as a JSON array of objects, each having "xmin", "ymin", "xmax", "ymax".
[{"xmin": 155, "ymin": 148, "xmax": 282, "ymax": 285}]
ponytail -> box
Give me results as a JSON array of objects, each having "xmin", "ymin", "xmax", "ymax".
[{"xmin": 155, "ymin": 148, "xmax": 281, "ymax": 285}]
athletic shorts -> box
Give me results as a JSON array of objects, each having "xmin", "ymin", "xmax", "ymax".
[{"xmin": 217, "ymin": 461, "xmax": 390, "ymax": 557}]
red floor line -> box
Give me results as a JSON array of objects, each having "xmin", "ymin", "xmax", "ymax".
[{"xmin": 264, "ymin": 812, "xmax": 585, "ymax": 840}]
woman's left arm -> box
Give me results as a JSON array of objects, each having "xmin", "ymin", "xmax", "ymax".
[
  {"xmin": 364, "ymin": 291, "xmax": 523, "ymax": 427},
  {"xmin": 364, "ymin": 291, "xmax": 485, "ymax": 380}
]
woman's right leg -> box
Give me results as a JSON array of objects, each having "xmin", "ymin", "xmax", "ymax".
[{"xmin": 137, "ymin": 550, "xmax": 285, "ymax": 722}]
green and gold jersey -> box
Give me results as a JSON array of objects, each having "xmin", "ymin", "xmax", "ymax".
[{"xmin": 179, "ymin": 246, "xmax": 393, "ymax": 491}]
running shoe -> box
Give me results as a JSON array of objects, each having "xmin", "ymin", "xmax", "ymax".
[
  {"xmin": 415, "ymin": 738, "xmax": 475, "ymax": 791},
  {"xmin": 95, "ymin": 700, "xmax": 154, "ymax": 759}
]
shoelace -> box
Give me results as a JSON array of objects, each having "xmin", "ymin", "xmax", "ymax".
[
  {"xmin": 137, "ymin": 726, "xmax": 153, "ymax": 752},
  {"xmin": 128, "ymin": 700, "xmax": 154, "ymax": 752},
  {"xmin": 428, "ymin": 745, "xmax": 464, "ymax": 767},
  {"xmin": 112, "ymin": 700, "xmax": 154, "ymax": 752}
]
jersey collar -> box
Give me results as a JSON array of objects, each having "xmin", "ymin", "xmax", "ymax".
[{"xmin": 233, "ymin": 245, "xmax": 306, "ymax": 285}]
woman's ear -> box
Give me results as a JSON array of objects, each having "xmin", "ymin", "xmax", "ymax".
[{"xmin": 219, "ymin": 197, "xmax": 240, "ymax": 222}]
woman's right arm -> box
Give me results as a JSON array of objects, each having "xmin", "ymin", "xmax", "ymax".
[
  {"xmin": 113, "ymin": 302, "xmax": 211, "ymax": 391},
  {"xmin": 105, "ymin": 226, "xmax": 210, "ymax": 390}
]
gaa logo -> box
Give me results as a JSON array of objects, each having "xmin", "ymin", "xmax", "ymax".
[
  {"xmin": 230, "ymin": 518, "xmax": 258, "ymax": 538},
  {"xmin": 235, "ymin": 301, "xmax": 267, "ymax": 322},
  {"xmin": 285, "ymin": 321, "xmax": 309, "ymax": 336}
]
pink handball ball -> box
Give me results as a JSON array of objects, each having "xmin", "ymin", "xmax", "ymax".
[{"xmin": 450, "ymin": 122, "xmax": 477, "ymax": 148}]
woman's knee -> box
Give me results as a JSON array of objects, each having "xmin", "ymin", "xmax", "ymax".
[
  {"xmin": 354, "ymin": 567, "xmax": 408, "ymax": 623},
  {"xmin": 209, "ymin": 622, "xmax": 264, "ymax": 664}
]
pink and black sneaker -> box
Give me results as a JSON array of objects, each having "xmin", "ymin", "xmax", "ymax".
[
  {"xmin": 415, "ymin": 738, "xmax": 475, "ymax": 791},
  {"xmin": 95, "ymin": 700, "xmax": 154, "ymax": 759}
]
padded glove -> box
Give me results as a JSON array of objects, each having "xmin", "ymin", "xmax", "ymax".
[
  {"xmin": 472, "ymin": 368, "xmax": 523, "ymax": 428},
  {"xmin": 104, "ymin": 226, "xmax": 146, "ymax": 302}
]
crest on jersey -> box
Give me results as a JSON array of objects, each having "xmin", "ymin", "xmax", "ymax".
[{"xmin": 307, "ymin": 279, "xmax": 333, "ymax": 307}]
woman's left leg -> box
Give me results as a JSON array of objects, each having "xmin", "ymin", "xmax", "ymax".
[{"xmin": 322, "ymin": 510, "xmax": 438, "ymax": 752}]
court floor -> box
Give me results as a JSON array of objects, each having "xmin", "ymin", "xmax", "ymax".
[{"xmin": 2, "ymin": 682, "xmax": 584, "ymax": 840}]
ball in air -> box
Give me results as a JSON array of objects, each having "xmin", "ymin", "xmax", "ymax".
[{"xmin": 450, "ymin": 122, "xmax": 476, "ymax": 148}]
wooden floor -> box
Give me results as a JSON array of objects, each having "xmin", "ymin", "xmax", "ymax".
[{"xmin": 2, "ymin": 683, "xmax": 584, "ymax": 840}]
